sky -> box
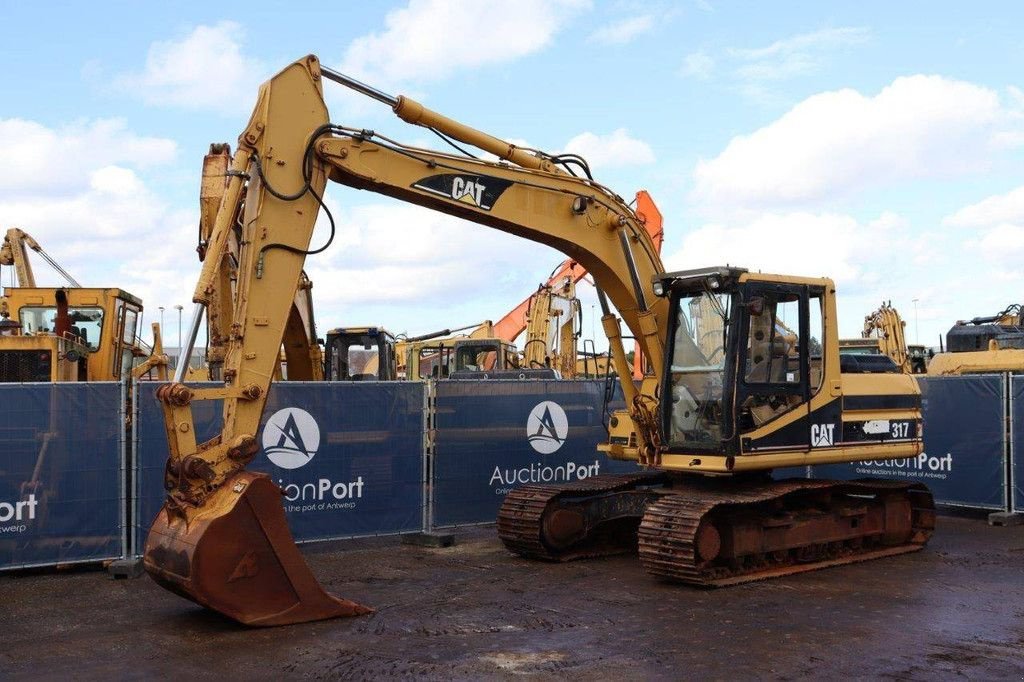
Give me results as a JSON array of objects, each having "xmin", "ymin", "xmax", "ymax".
[{"xmin": 1, "ymin": 1, "xmax": 1022, "ymax": 351}]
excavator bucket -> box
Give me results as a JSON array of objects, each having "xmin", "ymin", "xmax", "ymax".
[{"xmin": 144, "ymin": 471, "xmax": 372, "ymax": 626}]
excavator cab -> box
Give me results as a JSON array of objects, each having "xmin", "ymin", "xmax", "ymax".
[
  {"xmin": 0, "ymin": 287, "xmax": 141, "ymax": 382},
  {"xmin": 452, "ymin": 338, "xmax": 517, "ymax": 372},
  {"xmin": 656, "ymin": 266, "xmax": 827, "ymax": 453},
  {"xmin": 324, "ymin": 327, "xmax": 397, "ymax": 381}
]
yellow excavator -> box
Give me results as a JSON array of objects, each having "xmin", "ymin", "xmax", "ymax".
[
  {"xmin": 324, "ymin": 325, "xmax": 399, "ymax": 380},
  {"xmin": 144, "ymin": 56, "xmax": 934, "ymax": 626},
  {"xmin": 1, "ymin": 227, "xmax": 153, "ymax": 382},
  {"xmin": 839, "ymin": 302, "xmax": 927, "ymax": 374},
  {"xmin": 401, "ymin": 321, "xmax": 523, "ymax": 379},
  {"xmin": 928, "ymin": 303, "xmax": 1024, "ymax": 375},
  {"xmin": 522, "ymin": 276, "xmax": 581, "ymax": 376}
]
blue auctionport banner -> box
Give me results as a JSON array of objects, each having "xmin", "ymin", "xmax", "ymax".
[
  {"xmin": 812, "ymin": 375, "xmax": 1007, "ymax": 510},
  {"xmin": 431, "ymin": 379, "xmax": 638, "ymax": 527},
  {"xmin": 134, "ymin": 382, "xmax": 425, "ymax": 554},
  {"xmin": 0, "ymin": 383, "xmax": 123, "ymax": 570}
]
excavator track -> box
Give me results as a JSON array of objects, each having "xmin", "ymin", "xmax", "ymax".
[
  {"xmin": 637, "ymin": 479, "xmax": 935, "ymax": 587},
  {"xmin": 498, "ymin": 471, "xmax": 668, "ymax": 561}
]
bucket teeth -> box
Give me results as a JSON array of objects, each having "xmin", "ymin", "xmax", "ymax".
[{"xmin": 144, "ymin": 471, "xmax": 371, "ymax": 626}]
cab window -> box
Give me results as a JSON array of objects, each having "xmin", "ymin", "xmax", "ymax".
[
  {"xmin": 739, "ymin": 287, "xmax": 808, "ymax": 429},
  {"xmin": 330, "ymin": 334, "xmax": 383, "ymax": 380},
  {"xmin": 808, "ymin": 293, "xmax": 824, "ymax": 392},
  {"xmin": 418, "ymin": 346, "xmax": 450, "ymax": 379},
  {"xmin": 744, "ymin": 295, "xmax": 800, "ymax": 385},
  {"xmin": 665, "ymin": 290, "xmax": 733, "ymax": 449},
  {"xmin": 20, "ymin": 306, "xmax": 104, "ymax": 351}
]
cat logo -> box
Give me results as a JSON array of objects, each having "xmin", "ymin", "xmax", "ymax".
[
  {"xmin": 451, "ymin": 176, "xmax": 486, "ymax": 207},
  {"xmin": 262, "ymin": 407, "xmax": 321, "ymax": 469},
  {"xmin": 411, "ymin": 173, "xmax": 513, "ymax": 212},
  {"xmin": 527, "ymin": 400, "xmax": 569, "ymax": 454},
  {"xmin": 811, "ymin": 423, "xmax": 835, "ymax": 448}
]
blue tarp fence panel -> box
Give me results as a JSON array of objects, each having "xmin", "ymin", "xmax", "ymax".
[
  {"xmin": 134, "ymin": 382, "xmax": 425, "ymax": 554},
  {"xmin": 431, "ymin": 379, "xmax": 639, "ymax": 527},
  {"xmin": 0, "ymin": 383, "xmax": 124, "ymax": 570},
  {"xmin": 1010, "ymin": 376, "xmax": 1024, "ymax": 513},
  {"xmin": 811, "ymin": 375, "xmax": 1008, "ymax": 510}
]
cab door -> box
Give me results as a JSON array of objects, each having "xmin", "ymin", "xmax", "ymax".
[
  {"xmin": 736, "ymin": 283, "xmax": 812, "ymax": 450},
  {"xmin": 112, "ymin": 300, "xmax": 139, "ymax": 379}
]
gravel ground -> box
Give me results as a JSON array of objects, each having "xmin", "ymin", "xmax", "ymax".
[{"xmin": 2, "ymin": 514, "xmax": 1024, "ymax": 680}]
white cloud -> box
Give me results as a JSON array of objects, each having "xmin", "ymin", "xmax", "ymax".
[
  {"xmin": 943, "ymin": 185, "xmax": 1024, "ymax": 228},
  {"xmin": 587, "ymin": 15, "xmax": 654, "ymax": 46},
  {"xmin": 114, "ymin": 21, "xmax": 266, "ymax": 114},
  {"xmin": 305, "ymin": 199, "xmax": 565, "ymax": 310},
  {"xmin": 730, "ymin": 27, "xmax": 869, "ymax": 62},
  {"xmin": 729, "ymin": 27, "xmax": 869, "ymax": 82},
  {"xmin": 562, "ymin": 128, "xmax": 655, "ymax": 169},
  {"xmin": 341, "ymin": 0, "xmax": 590, "ymax": 86},
  {"xmin": 687, "ymin": 27, "xmax": 869, "ymax": 100},
  {"xmin": 666, "ymin": 212, "xmax": 867, "ymax": 285},
  {"xmin": 692, "ymin": 75, "xmax": 1019, "ymax": 209},
  {"xmin": 945, "ymin": 185, "xmax": 1024, "ymax": 280},
  {"xmin": 680, "ymin": 51, "xmax": 714, "ymax": 80},
  {"xmin": 0, "ymin": 117, "xmax": 198, "ymax": 337},
  {"xmin": 0, "ymin": 118, "xmax": 177, "ymax": 195},
  {"xmin": 663, "ymin": 209, "xmax": 945, "ymax": 340},
  {"xmin": 968, "ymin": 223, "xmax": 1024, "ymax": 275}
]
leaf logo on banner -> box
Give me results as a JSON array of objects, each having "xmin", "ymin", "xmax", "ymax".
[
  {"xmin": 527, "ymin": 401, "xmax": 569, "ymax": 454},
  {"xmin": 262, "ymin": 407, "xmax": 321, "ymax": 469}
]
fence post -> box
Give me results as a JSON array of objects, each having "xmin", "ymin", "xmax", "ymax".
[
  {"xmin": 423, "ymin": 379, "xmax": 436, "ymax": 534},
  {"xmin": 119, "ymin": 380, "xmax": 128, "ymax": 560},
  {"xmin": 1004, "ymin": 372, "xmax": 1011, "ymax": 512}
]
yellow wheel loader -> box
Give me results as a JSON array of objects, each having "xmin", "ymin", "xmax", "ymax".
[{"xmin": 1, "ymin": 227, "xmax": 152, "ymax": 382}]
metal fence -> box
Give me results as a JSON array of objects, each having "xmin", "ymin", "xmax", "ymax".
[
  {"xmin": 429, "ymin": 379, "xmax": 635, "ymax": 529},
  {"xmin": 0, "ymin": 382, "xmax": 125, "ymax": 570},
  {"xmin": 810, "ymin": 374, "xmax": 1008, "ymax": 510},
  {"xmin": 132, "ymin": 381, "xmax": 426, "ymax": 554},
  {"xmin": 5, "ymin": 373, "xmax": 1024, "ymax": 571}
]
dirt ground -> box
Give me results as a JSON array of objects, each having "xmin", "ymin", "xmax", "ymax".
[{"xmin": 2, "ymin": 513, "xmax": 1024, "ymax": 680}]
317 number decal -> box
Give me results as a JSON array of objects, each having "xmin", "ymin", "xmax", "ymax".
[{"xmin": 890, "ymin": 421, "xmax": 911, "ymax": 439}]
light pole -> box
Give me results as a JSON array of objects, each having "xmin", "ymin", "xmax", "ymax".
[
  {"xmin": 912, "ymin": 298, "xmax": 919, "ymax": 345},
  {"xmin": 158, "ymin": 306, "xmax": 165, "ymax": 335},
  {"xmin": 175, "ymin": 304, "xmax": 184, "ymax": 368}
]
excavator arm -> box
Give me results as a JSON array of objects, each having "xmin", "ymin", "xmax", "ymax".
[
  {"xmin": 146, "ymin": 55, "xmax": 666, "ymax": 625},
  {"xmin": 1, "ymin": 228, "xmax": 81, "ymax": 288},
  {"xmin": 197, "ymin": 144, "xmax": 324, "ymax": 382},
  {"xmin": 0, "ymin": 228, "xmax": 38, "ymax": 287},
  {"xmin": 862, "ymin": 302, "xmax": 911, "ymax": 372}
]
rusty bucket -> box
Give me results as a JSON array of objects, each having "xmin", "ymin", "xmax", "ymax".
[{"xmin": 144, "ymin": 471, "xmax": 372, "ymax": 626}]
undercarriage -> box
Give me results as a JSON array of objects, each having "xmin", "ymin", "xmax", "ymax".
[{"xmin": 497, "ymin": 472, "xmax": 935, "ymax": 586}]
